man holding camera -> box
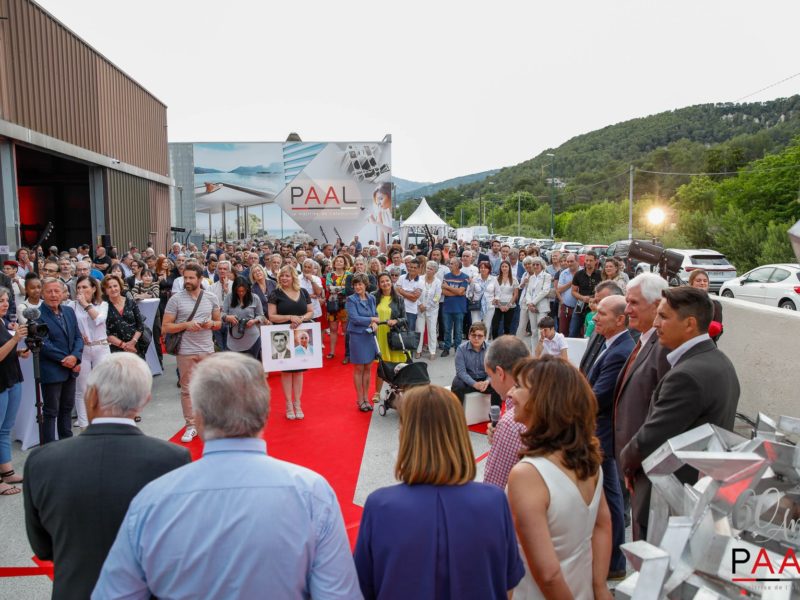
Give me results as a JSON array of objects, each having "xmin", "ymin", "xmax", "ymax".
[{"xmin": 38, "ymin": 278, "xmax": 84, "ymax": 444}]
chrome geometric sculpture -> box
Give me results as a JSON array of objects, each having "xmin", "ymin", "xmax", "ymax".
[{"xmin": 617, "ymin": 416, "xmax": 800, "ymax": 599}]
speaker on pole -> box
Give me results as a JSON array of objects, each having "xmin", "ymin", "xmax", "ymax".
[{"xmin": 99, "ymin": 234, "xmax": 112, "ymax": 249}]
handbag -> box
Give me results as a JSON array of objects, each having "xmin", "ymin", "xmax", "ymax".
[
  {"xmin": 388, "ymin": 327, "xmax": 421, "ymax": 352},
  {"xmin": 164, "ymin": 291, "xmax": 204, "ymax": 355},
  {"xmin": 136, "ymin": 325, "xmax": 153, "ymax": 355},
  {"xmin": 326, "ymin": 297, "xmax": 340, "ymax": 314}
]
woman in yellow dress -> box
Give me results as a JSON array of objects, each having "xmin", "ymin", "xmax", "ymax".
[{"xmin": 372, "ymin": 272, "xmax": 408, "ymax": 403}]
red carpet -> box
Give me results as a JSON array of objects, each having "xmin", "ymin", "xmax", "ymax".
[{"xmin": 169, "ymin": 342, "xmax": 374, "ymax": 547}]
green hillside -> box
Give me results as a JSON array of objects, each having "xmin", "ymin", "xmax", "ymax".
[{"xmin": 406, "ymin": 95, "xmax": 800, "ymax": 272}]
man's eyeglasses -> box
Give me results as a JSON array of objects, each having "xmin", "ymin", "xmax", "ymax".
[{"xmin": 470, "ymin": 332, "xmax": 485, "ymax": 338}]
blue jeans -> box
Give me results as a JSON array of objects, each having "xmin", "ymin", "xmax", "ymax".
[
  {"xmin": 0, "ymin": 382, "xmax": 22, "ymax": 463},
  {"xmin": 406, "ymin": 312, "xmax": 417, "ymax": 332},
  {"xmin": 442, "ymin": 312, "xmax": 465, "ymax": 351},
  {"xmin": 569, "ymin": 309, "xmax": 586, "ymax": 338}
]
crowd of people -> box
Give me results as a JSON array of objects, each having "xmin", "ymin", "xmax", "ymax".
[{"xmin": 0, "ymin": 234, "xmax": 741, "ymax": 598}]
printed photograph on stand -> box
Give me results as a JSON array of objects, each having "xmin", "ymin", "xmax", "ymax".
[{"xmin": 261, "ymin": 322, "xmax": 322, "ymax": 372}]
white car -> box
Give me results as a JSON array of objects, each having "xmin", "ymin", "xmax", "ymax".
[
  {"xmin": 654, "ymin": 249, "xmax": 737, "ymax": 293},
  {"xmin": 719, "ymin": 263, "xmax": 800, "ymax": 310}
]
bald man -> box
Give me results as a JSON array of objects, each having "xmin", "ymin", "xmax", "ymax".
[{"xmin": 587, "ymin": 294, "xmax": 635, "ymax": 579}]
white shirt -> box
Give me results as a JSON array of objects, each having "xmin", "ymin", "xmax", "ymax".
[
  {"xmin": 210, "ymin": 279, "xmax": 231, "ymax": 306},
  {"xmin": 418, "ymin": 277, "xmax": 442, "ymax": 313},
  {"xmin": 68, "ymin": 300, "xmax": 109, "ymax": 343},
  {"xmin": 396, "ymin": 274, "xmax": 423, "ymax": 314},
  {"xmin": 638, "ymin": 326, "xmax": 657, "ymax": 348},
  {"xmin": 299, "ymin": 274, "xmax": 322, "ymax": 319},
  {"xmin": 594, "ymin": 329, "xmax": 629, "ymax": 364},
  {"xmin": 461, "ymin": 264, "xmax": 479, "ymax": 281},
  {"xmin": 542, "ymin": 332, "xmax": 568, "ymax": 356},
  {"xmin": 666, "ymin": 333, "xmax": 711, "ymax": 367},
  {"xmin": 92, "ymin": 417, "xmax": 137, "ymax": 427}
]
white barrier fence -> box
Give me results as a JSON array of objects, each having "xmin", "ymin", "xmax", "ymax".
[{"xmin": 716, "ymin": 295, "xmax": 800, "ymax": 419}]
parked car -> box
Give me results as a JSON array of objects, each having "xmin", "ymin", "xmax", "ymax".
[
  {"xmin": 653, "ymin": 249, "xmax": 737, "ymax": 293},
  {"xmin": 577, "ymin": 244, "xmax": 609, "ymax": 267},
  {"xmin": 604, "ymin": 239, "xmax": 661, "ymax": 277},
  {"xmin": 546, "ymin": 241, "xmax": 583, "ymax": 261},
  {"xmin": 719, "ymin": 264, "xmax": 800, "ymax": 310}
]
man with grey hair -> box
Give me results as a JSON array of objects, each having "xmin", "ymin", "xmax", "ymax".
[
  {"xmin": 24, "ymin": 354, "xmax": 190, "ymax": 600},
  {"xmin": 612, "ymin": 272, "xmax": 670, "ymax": 541},
  {"xmin": 94, "ymin": 353, "xmax": 360, "ymax": 599}
]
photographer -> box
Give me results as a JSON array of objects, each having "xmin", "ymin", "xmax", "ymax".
[
  {"xmin": 0, "ymin": 287, "xmax": 28, "ymax": 495},
  {"xmin": 223, "ymin": 277, "xmax": 267, "ymax": 360}
]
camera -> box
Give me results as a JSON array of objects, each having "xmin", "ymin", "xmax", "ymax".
[
  {"xmin": 22, "ymin": 307, "xmax": 49, "ymax": 350},
  {"xmin": 236, "ymin": 318, "xmax": 248, "ymax": 336}
]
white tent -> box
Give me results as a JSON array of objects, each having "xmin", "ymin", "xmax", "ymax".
[{"xmin": 400, "ymin": 198, "xmax": 448, "ymax": 248}]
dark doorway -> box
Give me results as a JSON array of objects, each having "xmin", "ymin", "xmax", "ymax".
[{"xmin": 15, "ymin": 145, "xmax": 92, "ymax": 250}]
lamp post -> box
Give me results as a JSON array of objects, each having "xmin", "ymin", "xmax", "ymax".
[
  {"xmin": 546, "ymin": 153, "xmax": 556, "ymax": 239},
  {"xmin": 646, "ymin": 207, "xmax": 666, "ymax": 244},
  {"xmin": 517, "ymin": 191, "xmax": 521, "ymax": 236}
]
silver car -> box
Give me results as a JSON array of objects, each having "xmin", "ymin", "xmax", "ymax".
[{"xmin": 720, "ymin": 263, "xmax": 800, "ymax": 310}]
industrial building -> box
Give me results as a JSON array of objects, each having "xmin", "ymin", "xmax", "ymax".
[{"xmin": 0, "ymin": 0, "xmax": 173, "ymax": 255}]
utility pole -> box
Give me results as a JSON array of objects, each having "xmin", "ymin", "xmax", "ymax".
[
  {"xmin": 628, "ymin": 165, "xmax": 634, "ymax": 240},
  {"xmin": 479, "ymin": 194, "xmax": 483, "ymax": 226},
  {"xmin": 460, "ymin": 207, "xmax": 463, "ymax": 227},
  {"xmin": 517, "ymin": 192, "xmax": 521, "ymax": 236},
  {"xmin": 547, "ymin": 153, "xmax": 556, "ymax": 239}
]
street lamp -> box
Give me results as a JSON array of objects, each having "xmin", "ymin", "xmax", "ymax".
[
  {"xmin": 646, "ymin": 207, "xmax": 666, "ymax": 243},
  {"xmin": 546, "ymin": 153, "xmax": 556, "ymax": 239}
]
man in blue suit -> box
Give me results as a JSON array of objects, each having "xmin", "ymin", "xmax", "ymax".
[
  {"xmin": 38, "ymin": 278, "xmax": 83, "ymax": 444},
  {"xmin": 585, "ymin": 295, "xmax": 634, "ymax": 579}
]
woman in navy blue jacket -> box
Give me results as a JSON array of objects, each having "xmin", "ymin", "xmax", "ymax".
[{"xmin": 346, "ymin": 273, "xmax": 379, "ymax": 412}]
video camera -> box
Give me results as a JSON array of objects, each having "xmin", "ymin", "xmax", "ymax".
[
  {"xmin": 628, "ymin": 240, "xmax": 684, "ymax": 281},
  {"xmin": 22, "ymin": 306, "xmax": 48, "ymax": 349}
]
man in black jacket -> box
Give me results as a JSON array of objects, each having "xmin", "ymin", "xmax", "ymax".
[{"xmin": 23, "ymin": 353, "xmax": 190, "ymax": 600}]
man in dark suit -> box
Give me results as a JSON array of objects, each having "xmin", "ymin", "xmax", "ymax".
[
  {"xmin": 585, "ymin": 295, "xmax": 634, "ymax": 579},
  {"xmin": 579, "ymin": 280, "xmax": 625, "ymax": 375},
  {"xmin": 620, "ymin": 286, "xmax": 740, "ymax": 539},
  {"xmin": 612, "ymin": 273, "xmax": 670, "ymax": 541},
  {"xmin": 38, "ymin": 278, "xmax": 84, "ymax": 444},
  {"xmin": 23, "ymin": 353, "xmax": 191, "ymax": 600}
]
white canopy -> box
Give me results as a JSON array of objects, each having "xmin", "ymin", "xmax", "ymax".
[{"xmin": 400, "ymin": 198, "xmax": 448, "ymax": 247}]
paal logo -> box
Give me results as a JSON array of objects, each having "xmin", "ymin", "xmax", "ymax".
[
  {"xmin": 731, "ymin": 547, "xmax": 800, "ymax": 585},
  {"xmin": 290, "ymin": 186, "xmax": 357, "ymax": 210}
]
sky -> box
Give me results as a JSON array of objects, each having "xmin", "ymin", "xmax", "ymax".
[{"xmin": 35, "ymin": 0, "xmax": 800, "ymax": 184}]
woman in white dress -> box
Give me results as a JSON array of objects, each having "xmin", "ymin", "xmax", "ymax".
[
  {"xmin": 507, "ymin": 355, "xmax": 612, "ymax": 600},
  {"xmin": 415, "ymin": 261, "xmax": 442, "ymax": 360},
  {"xmin": 490, "ymin": 260, "xmax": 519, "ymax": 339},
  {"xmin": 69, "ymin": 276, "xmax": 110, "ymax": 428}
]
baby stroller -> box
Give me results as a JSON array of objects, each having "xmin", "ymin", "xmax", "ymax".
[{"xmin": 372, "ymin": 325, "xmax": 430, "ymax": 416}]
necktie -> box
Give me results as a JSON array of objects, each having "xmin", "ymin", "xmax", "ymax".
[{"xmin": 620, "ymin": 339, "xmax": 642, "ymax": 388}]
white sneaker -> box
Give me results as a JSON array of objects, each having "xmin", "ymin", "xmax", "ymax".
[{"xmin": 180, "ymin": 427, "xmax": 197, "ymax": 443}]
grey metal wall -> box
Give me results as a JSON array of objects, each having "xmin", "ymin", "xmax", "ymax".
[
  {"xmin": 168, "ymin": 143, "xmax": 196, "ymax": 232},
  {"xmin": 149, "ymin": 181, "xmax": 171, "ymax": 255},
  {"xmin": 0, "ymin": 0, "xmax": 168, "ymax": 175}
]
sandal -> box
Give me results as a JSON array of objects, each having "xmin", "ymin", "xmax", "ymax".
[
  {"xmin": 358, "ymin": 400, "xmax": 373, "ymax": 412},
  {"xmin": 326, "ymin": 353, "xmax": 335, "ymax": 359},
  {"xmin": 342, "ymin": 358, "xmax": 350, "ymax": 365},
  {"xmin": 0, "ymin": 483, "xmax": 20, "ymax": 496},
  {"xmin": 0, "ymin": 469, "xmax": 22, "ymax": 484}
]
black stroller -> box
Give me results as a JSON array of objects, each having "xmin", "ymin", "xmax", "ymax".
[{"xmin": 372, "ymin": 325, "xmax": 430, "ymax": 416}]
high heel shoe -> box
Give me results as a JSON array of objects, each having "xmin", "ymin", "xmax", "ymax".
[
  {"xmin": 293, "ymin": 400, "xmax": 304, "ymax": 420},
  {"xmin": 286, "ymin": 400, "xmax": 296, "ymax": 420}
]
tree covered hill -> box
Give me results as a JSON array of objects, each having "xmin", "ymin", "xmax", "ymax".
[{"xmin": 415, "ymin": 95, "xmax": 800, "ymax": 217}]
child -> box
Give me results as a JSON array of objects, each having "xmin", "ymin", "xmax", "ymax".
[
  {"xmin": 583, "ymin": 297, "xmax": 598, "ymax": 338},
  {"xmin": 535, "ymin": 316, "xmax": 569, "ymax": 360}
]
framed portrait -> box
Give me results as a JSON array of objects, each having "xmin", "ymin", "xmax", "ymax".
[{"xmin": 261, "ymin": 322, "xmax": 323, "ymax": 372}]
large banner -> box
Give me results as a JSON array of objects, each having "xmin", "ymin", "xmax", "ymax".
[{"xmin": 191, "ymin": 141, "xmax": 392, "ymax": 246}]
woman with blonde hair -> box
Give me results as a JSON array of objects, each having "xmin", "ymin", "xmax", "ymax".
[
  {"xmin": 354, "ymin": 385, "xmax": 524, "ymax": 598},
  {"xmin": 601, "ymin": 258, "xmax": 627, "ymax": 293},
  {"xmin": 325, "ymin": 255, "xmax": 350, "ymax": 360},
  {"xmin": 267, "ymin": 265, "xmax": 313, "ymax": 420},
  {"xmin": 507, "ymin": 356, "xmax": 612, "ymax": 599}
]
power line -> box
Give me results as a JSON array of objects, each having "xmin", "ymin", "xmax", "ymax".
[
  {"xmin": 735, "ymin": 70, "xmax": 800, "ymax": 103},
  {"xmin": 636, "ymin": 164, "xmax": 800, "ymax": 176}
]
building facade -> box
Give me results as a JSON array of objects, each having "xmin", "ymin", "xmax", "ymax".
[{"xmin": 0, "ymin": 0, "xmax": 172, "ymax": 255}]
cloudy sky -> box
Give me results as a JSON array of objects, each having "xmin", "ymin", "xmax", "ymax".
[{"xmin": 36, "ymin": 0, "xmax": 800, "ymax": 184}]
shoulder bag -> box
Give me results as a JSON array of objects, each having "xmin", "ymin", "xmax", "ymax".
[{"xmin": 165, "ymin": 291, "xmax": 204, "ymax": 355}]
